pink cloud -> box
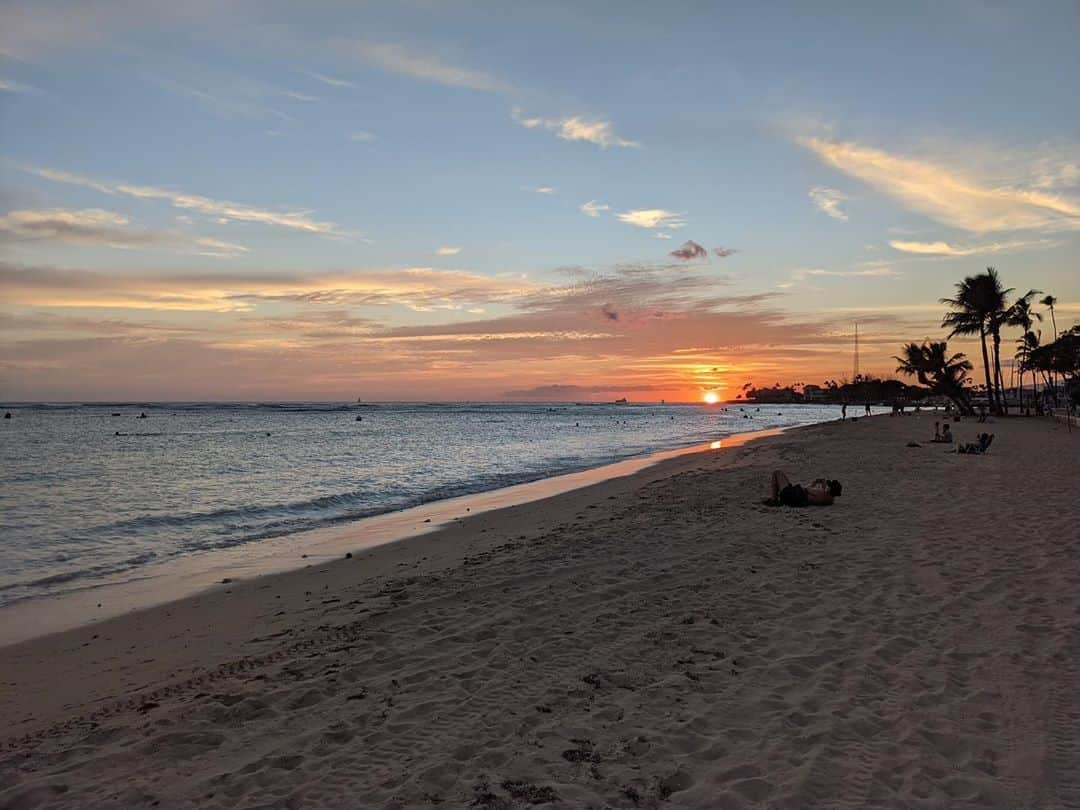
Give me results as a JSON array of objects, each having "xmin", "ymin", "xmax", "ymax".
[{"xmin": 670, "ymin": 240, "xmax": 708, "ymax": 261}]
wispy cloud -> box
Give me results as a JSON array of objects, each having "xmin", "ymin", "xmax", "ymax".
[
  {"xmin": 888, "ymin": 237, "xmax": 1056, "ymax": 256},
  {"xmin": 809, "ymin": 186, "xmax": 848, "ymax": 222},
  {"xmin": 580, "ymin": 200, "xmax": 609, "ymax": 218},
  {"xmin": 0, "ymin": 78, "xmax": 38, "ymax": 94},
  {"xmin": 348, "ymin": 131, "xmax": 377, "ymax": 143},
  {"xmin": 347, "ymin": 41, "xmax": 512, "ymax": 93},
  {"xmin": 799, "ymin": 136, "xmax": 1080, "ymax": 232},
  {"xmin": 617, "ymin": 209, "xmax": 686, "ymax": 230},
  {"xmin": 512, "ymin": 108, "xmax": 640, "ymax": 149},
  {"xmin": 282, "ymin": 89, "xmax": 321, "ymax": 103},
  {"xmin": 0, "ymin": 264, "xmax": 532, "ymax": 312},
  {"xmin": 523, "ymin": 185, "xmax": 556, "ymax": 195},
  {"xmin": 305, "ymin": 71, "xmax": 356, "ymax": 89},
  {"xmin": 435, "ymin": 246, "xmax": 462, "ymax": 256},
  {"xmin": 0, "ymin": 208, "xmax": 247, "ymax": 257},
  {"xmin": 713, "ymin": 246, "xmax": 737, "ymax": 258},
  {"xmin": 791, "ymin": 266, "xmax": 900, "ymax": 281},
  {"xmin": 27, "ymin": 166, "xmax": 341, "ymax": 236},
  {"xmin": 153, "ymin": 77, "xmax": 294, "ymax": 121}
]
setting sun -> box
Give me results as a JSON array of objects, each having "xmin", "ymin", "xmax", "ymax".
[{"xmin": 703, "ymin": 391, "xmax": 720, "ymax": 404}]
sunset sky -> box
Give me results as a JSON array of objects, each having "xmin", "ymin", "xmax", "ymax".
[{"xmin": 2, "ymin": 1, "xmax": 1078, "ymax": 402}]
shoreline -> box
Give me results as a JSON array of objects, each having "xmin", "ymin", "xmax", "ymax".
[
  {"xmin": 0, "ymin": 425, "xmax": 786, "ymax": 648},
  {"xmin": 4, "ymin": 412, "xmax": 1077, "ymax": 808}
]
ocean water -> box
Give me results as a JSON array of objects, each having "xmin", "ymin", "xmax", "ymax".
[{"xmin": 0, "ymin": 402, "xmax": 843, "ymax": 606}]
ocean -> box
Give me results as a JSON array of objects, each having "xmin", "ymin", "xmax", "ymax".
[{"xmin": 0, "ymin": 401, "xmax": 844, "ymax": 607}]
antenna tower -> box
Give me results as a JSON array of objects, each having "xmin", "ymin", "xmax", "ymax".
[{"xmin": 853, "ymin": 322, "xmax": 860, "ymax": 380}]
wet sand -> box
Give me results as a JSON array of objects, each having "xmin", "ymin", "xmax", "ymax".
[{"xmin": 2, "ymin": 414, "xmax": 1079, "ymax": 808}]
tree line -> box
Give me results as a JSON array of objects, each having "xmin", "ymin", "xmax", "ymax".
[{"xmin": 895, "ymin": 267, "xmax": 1077, "ymax": 416}]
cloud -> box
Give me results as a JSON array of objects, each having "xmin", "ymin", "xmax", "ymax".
[
  {"xmin": 363, "ymin": 330, "xmax": 613, "ymax": 344},
  {"xmin": 305, "ymin": 71, "xmax": 356, "ymax": 89},
  {"xmin": 0, "ymin": 1, "xmax": 148, "ymax": 58},
  {"xmin": 152, "ymin": 77, "xmax": 294, "ymax": 121},
  {"xmin": 282, "ymin": 90, "xmax": 321, "ymax": 103},
  {"xmin": 809, "ymin": 186, "xmax": 848, "ymax": 222},
  {"xmin": 790, "ymin": 266, "xmax": 900, "ymax": 281},
  {"xmin": 348, "ymin": 131, "xmax": 377, "ymax": 142},
  {"xmin": 0, "ymin": 78, "xmax": 38, "ymax": 94},
  {"xmin": 0, "ymin": 264, "xmax": 532, "ymax": 312},
  {"xmin": 2, "ymin": 256, "xmax": 908, "ymax": 401},
  {"xmin": 523, "ymin": 186, "xmax": 556, "ymax": 195},
  {"xmin": 190, "ymin": 237, "xmax": 249, "ymax": 258},
  {"xmin": 504, "ymin": 383, "xmax": 661, "ymax": 400},
  {"xmin": 347, "ymin": 41, "xmax": 511, "ymax": 93},
  {"xmin": 887, "ymin": 238, "xmax": 1056, "ymax": 256},
  {"xmin": 799, "ymin": 136, "xmax": 1080, "ymax": 232},
  {"xmin": 512, "ymin": 108, "xmax": 639, "ymax": 149},
  {"xmin": 617, "ymin": 209, "xmax": 686, "ymax": 230},
  {"xmin": 670, "ymin": 240, "xmax": 708, "ymax": 261},
  {"xmin": 713, "ymin": 246, "xmax": 737, "ymax": 258},
  {"xmin": 0, "ymin": 208, "xmax": 247, "ymax": 257},
  {"xmin": 27, "ymin": 166, "xmax": 341, "ymax": 236},
  {"xmin": 435, "ymin": 246, "xmax": 462, "ymax": 256},
  {"xmin": 580, "ymin": 200, "xmax": 609, "ymax": 218}
]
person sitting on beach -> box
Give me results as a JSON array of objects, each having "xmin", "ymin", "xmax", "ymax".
[
  {"xmin": 956, "ymin": 433, "xmax": 994, "ymax": 454},
  {"xmin": 931, "ymin": 423, "xmax": 952, "ymax": 443},
  {"xmin": 764, "ymin": 470, "xmax": 842, "ymax": 507}
]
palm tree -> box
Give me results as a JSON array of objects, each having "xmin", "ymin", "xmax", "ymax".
[
  {"xmin": 1014, "ymin": 330, "xmax": 1041, "ymax": 412},
  {"xmin": 942, "ymin": 268, "xmax": 1011, "ymax": 414},
  {"xmin": 894, "ymin": 340, "xmax": 974, "ymax": 414},
  {"xmin": 1040, "ymin": 293, "xmax": 1059, "ymax": 396},
  {"xmin": 1041, "ymin": 294, "xmax": 1059, "ymax": 339},
  {"xmin": 1006, "ymin": 290, "xmax": 1042, "ymax": 410}
]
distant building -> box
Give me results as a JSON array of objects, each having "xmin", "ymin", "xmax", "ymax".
[{"xmin": 802, "ymin": 384, "xmax": 826, "ymax": 401}]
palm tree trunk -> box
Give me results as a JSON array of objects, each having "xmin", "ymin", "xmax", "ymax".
[
  {"xmin": 979, "ymin": 326, "xmax": 996, "ymax": 413},
  {"xmin": 992, "ymin": 330, "xmax": 1007, "ymax": 414},
  {"xmin": 1049, "ymin": 304, "xmax": 1058, "ymax": 395}
]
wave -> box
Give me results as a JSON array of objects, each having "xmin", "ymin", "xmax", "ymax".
[{"xmin": 0, "ymin": 438, "xmax": 715, "ymax": 606}]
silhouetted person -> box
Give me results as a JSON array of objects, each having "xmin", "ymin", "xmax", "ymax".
[{"xmin": 765, "ymin": 471, "xmax": 843, "ymax": 507}]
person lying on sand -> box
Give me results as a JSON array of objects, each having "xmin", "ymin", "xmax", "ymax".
[
  {"xmin": 956, "ymin": 433, "xmax": 994, "ymax": 455},
  {"xmin": 764, "ymin": 470, "xmax": 843, "ymax": 507}
]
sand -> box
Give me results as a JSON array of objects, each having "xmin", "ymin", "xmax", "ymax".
[{"xmin": 1, "ymin": 413, "xmax": 1078, "ymax": 808}]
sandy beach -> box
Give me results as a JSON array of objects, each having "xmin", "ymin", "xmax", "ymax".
[{"xmin": 2, "ymin": 413, "xmax": 1079, "ymax": 808}]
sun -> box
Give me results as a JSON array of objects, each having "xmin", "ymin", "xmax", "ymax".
[{"xmin": 703, "ymin": 390, "xmax": 720, "ymax": 404}]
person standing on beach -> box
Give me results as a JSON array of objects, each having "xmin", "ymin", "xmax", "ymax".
[{"xmin": 841, "ymin": 402, "xmax": 847, "ymax": 421}]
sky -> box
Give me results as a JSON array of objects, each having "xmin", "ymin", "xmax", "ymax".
[{"xmin": 1, "ymin": 0, "xmax": 1078, "ymax": 402}]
